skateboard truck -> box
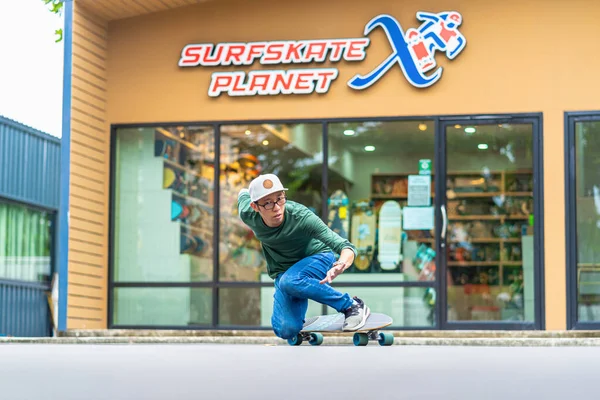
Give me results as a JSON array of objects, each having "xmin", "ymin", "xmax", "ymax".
[
  {"xmin": 287, "ymin": 329, "xmax": 394, "ymax": 347},
  {"xmin": 352, "ymin": 329, "xmax": 394, "ymax": 346}
]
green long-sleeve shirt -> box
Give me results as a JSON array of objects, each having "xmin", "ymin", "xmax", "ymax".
[{"xmin": 237, "ymin": 190, "xmax": 357, "ymax": 279}]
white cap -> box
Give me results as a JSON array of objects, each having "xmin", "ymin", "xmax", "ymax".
[{"xmin": 248, "ymin": 174, "xmax": 288, "ymax": 202}]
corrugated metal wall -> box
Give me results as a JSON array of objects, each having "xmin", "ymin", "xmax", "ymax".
[
  {"xmin": 0, "ymin": 280, "xmax": 52, "ymax": 337},
  {"xmin": 0, "ymin": 116, "xmax": 60, "ymax": 337},
  {"xmin": 0, "ymin": 115, "xmax": 61, "ymax": 209}
]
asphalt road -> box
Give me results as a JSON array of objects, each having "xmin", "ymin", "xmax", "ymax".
[{"xmin": 0, "ymin": 344, "xmax": 597, "ymax": 399}]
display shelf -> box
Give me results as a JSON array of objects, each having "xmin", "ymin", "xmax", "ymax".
[
  {"xmin": 163, "ymin": 158, "xmax": 204, "ymax": 179},
  {"xmin": 370, "ymin": 169, "xmax": 533, "ymax": 289},
  {"xmin": 449, "ymin": 215, "xmax": 529, "ymax": 221},
  {"xmin": 372, "ymin": 194, "xmax": 409, "ymax": 199},
  {"xmin": 449, "ymin": 261, "xmax": 501, "ymax": 267},
  {"xmin": 171, "ymin": 192, "xmax": 213, "ymax": 213},
  {"xmin": 503, "ymin": 262, "xmax": 524, "ymax": 267},
  {"xmin": 452, "ymin": 191, "xmax": 532, "ymax": 198},
  {"xmin": 414, "ymin": 238, "xmax": 435, "ymax": 243},
  {"xmin": 374, "ymin": 192, "xmax": 532, "ymax": 200},
  {"xmin": 156, "ymin": 127, "xmax": 202, "ymax": 152},
  {"xmin": 412, "ymin": 238, "xmax": 522, "ymax": 244},
  {"xmin": 179, "ymin": 222, "xmax": 213, "ymax": 236},
  {"xmin": 371, "ymin": 169, "xmax": 533, "ymax": 177},
  {"xmin": 454, "ymin": 238, "xmax": 521, "ymax": 243},
  {"xmin": 448, "ymin": 261, "xmax": 523, "ymax": 267}
]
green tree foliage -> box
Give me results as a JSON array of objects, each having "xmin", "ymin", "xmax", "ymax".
[{"xmin": 42, "ymin": 0, "xmax": 64, "ymax": 42}]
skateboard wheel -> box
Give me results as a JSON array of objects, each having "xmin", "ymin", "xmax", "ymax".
[
  {"xmin": 287, "ymin": 334, "xmax": 303, "ymax": 346},
  {"xmin": 378, "ymin": 332, "xmax": 394, "ymax": 346},
  {"xmin": 309, "ymin": 333, "xmax": 323, "ymax": 346},
  {"xmin": 353, "ymin": 333, "xmax": 369, "ymax": 346}
]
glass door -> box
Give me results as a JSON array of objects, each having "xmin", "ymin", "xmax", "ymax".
[{"xmin": 438, "ymin": 117, "xmax": 542, "ymax": 329}]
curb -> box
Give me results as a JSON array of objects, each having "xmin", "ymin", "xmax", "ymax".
[
  {"xmin": 57, "ymin": 329, "xmax": 600, "ymax": 339},
  {"xmin": 4, "ymin": 336, "xmax": 600, "ymax": 346}
]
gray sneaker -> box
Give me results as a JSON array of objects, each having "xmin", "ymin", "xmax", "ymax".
[{"xmin": 342, "ymin": 297, "xmax": 370, "ymax": 331}]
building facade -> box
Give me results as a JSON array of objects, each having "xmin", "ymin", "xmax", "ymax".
[
  {"xmin": 0, "ymin": 116, "xmax": 60, "ymax": 337},
  {"xmin": 58, "ymin": 0, "xmax": 600, "ymax": 332}
]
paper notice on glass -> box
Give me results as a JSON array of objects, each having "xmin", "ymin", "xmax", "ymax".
[
  {"xmin": 407, "ymin": 175, "xmax": 431, "ymax": 206},
  {"xmin": 403, "ymin": 206, "xmax": 434, "ymax": 230}
]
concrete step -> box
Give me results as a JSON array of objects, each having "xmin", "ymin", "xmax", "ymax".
[
  {"xmin": 58, "ymin": 329, "xmax": 600, "ymax": 339},
  {"xmin": 4, "ymin": 336, "xmax": 600, "ymax": 347}
]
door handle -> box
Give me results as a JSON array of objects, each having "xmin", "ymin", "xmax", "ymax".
[{"xmin": 441, "ymin": 204, "xmax": 447, "ymax": 241}]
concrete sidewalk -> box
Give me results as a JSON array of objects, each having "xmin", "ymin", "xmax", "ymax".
[
  {"xmin": 60, "ymin": 329, "xmax": 600, "ymax": 338},
  {"xmin": 3, "ymin": 330, "xmax": 600, "ymax": 346}
]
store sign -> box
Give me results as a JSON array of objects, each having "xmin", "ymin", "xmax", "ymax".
[
  {"xmin": 408, "ymin": 175, "xmax": 431, "ymax": 206},
  {"xmin": 178, "ymin": 11, "xmax": 466, "ymax": 97},
  {"xmin": 419, "ymin": 159, "xmax": 432, "ymax": 175}
]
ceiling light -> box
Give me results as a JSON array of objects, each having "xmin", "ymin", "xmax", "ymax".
[
  {"xmin": 454, "ymin": 124, "xmax": 462, "ymax": 129},
  {"xmin": 465, "ymin": 127, "xmax": 476, "ymax": 134},
  {"xmin": 262, "ymin": 140, "xmax": 269, "ymax": 146},
  {"xmin": 364, "ymin": 145, "xmax": 375, "ymax": 152},
  {"xmin": 478, "ymin": 143, "xmax": 489, "ymax": 150},
  {"xmin": 245, "ymin": 130, "xmax": 251, "ymax": 135},
  {"xmin": 343, "ymin": 129, "xmax": 355, "ymax": 136},
  {"xmin": 418, "ymin": 124, "xmax": 427, "ymax": 131}
]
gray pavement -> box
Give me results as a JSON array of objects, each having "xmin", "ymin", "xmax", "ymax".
[{"xmin": 0, "ymin": 344, "xmax": 598, "ymax": 399}]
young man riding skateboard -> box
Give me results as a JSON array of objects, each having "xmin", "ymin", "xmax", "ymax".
[{"xmin": 238, "ymin": 174, "xmax": 370, "ymax": 340}]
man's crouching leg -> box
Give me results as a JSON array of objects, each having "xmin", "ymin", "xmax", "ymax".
[{"xmin": 271, "ymin": 274, "xmax": 308, "ymax": 340}]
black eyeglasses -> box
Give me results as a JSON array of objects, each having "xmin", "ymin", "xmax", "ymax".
[{"xmin": 255, "ymin": 196, "xmax": 287, "ymax": 210}]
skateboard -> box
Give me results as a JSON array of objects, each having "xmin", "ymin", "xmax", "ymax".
[
  {"xmin": 327, "ymin": 190, "xmax": 349, "ymax": 239},
  {"xmin": 155, "ymin": 137, "xmax": 178, "ymax": 162},
  {"xmin": 287, "ymin": 312, "xmax": 394, "ymax": 346},
  {"xmin": 351, "ymin": 201, "xmax": 376, "ymax": 272},
  {"xmin": 377, "ymin": 201, "xmax": 403, "ymax": 271}
]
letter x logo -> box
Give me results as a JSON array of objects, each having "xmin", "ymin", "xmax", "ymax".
[{"xmin": 348, "ymin": 12, "xmax": 467, "ymax": 90}]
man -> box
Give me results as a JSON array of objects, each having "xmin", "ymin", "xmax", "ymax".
[{"xmin": 237, "ymin": 173, "xmax": 370, "ymax": 340}]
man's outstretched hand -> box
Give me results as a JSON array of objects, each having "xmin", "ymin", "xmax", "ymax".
[{"xmin": 320, "ymin": 260, "xmax": 350, "ymax": 284}]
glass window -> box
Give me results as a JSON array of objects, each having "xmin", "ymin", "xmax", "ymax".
[
  {"xmin": 327, "ymin": 121, "xmax": 436, "ymax": 281},
  {"xmin": 327, "ymin": 287, "xmax": 436, "ymax": 327},
  {"xmin": 256, "ymin": 283, "xmax": 324, "ymax": 327},
  {"xmin": 0, "ymin": 202, "xmax": 52, "ymax": 282},
  {"xmin": 219, "ymin": 285, "xmax": 435, "ymax": 328},
  {"xmin": 113, "ymin": 126, "xmax": 215, "ymax": 283},
  {"xmin": 218, "ymin": 123, "xmax": 323, "ymax": 282},
  {"xmin": 445, "ymin": 123, "xmax": 535, "ymax": 322},
  {"xmin": 575, "ymin": 121, "xmax": 600, "ymax": 322},
  {"xmin": 113, "ymin": 287, "xmax": 211, "ymax": 326}
]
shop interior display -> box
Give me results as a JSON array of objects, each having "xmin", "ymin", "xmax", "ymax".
[
  {"xmin": 368, "ymin": 169, "xmax": 533, "ymax": 320},
  {"xmin": 154, "ymin": 127, "xmax": 215, "ymax": 261},
  {"xmin": 149, "ymin": 121, "xmax": 534, "ymax": 323}
]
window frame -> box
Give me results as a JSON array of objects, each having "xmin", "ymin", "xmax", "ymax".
[
  {"xmin": 108, "ymin": 112, "xmax": 545, "ymax": 330},
  {"xmin": 565, "ymin": 111, "xmax": 600, "ymax": 330},
  {"xmin": 0, "ymin": 196, "xmax": 57, "ymax": 285}
]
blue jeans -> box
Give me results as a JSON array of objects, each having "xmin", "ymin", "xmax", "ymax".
[{"xmin": 271, "ymin": 252, "xmax": 354, "ymax": 339}]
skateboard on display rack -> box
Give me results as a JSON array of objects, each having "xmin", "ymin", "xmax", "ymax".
[
  {"xmin": 327, "ymin": 190, "xmax": 350, "ymax": 239},
  {"xmin": 287, "ymin": 312, "xmax": 394, "ymax": 346},
  {"xmin": 377, "ymin": 200, "xmax": 403, "ymax": 271},
  {"xmin": 351, "ymin": 200, "xmax": 376, "ymax": 272}
]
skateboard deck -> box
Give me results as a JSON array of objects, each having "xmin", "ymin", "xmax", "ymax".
[
  {"xmin": 351, "ymin": 201, "xmax": 376, "ymax": 272},
  {"xmin": 377, "ymin": 201, "xmax": 403, "ymax": 271},
  {"xmin": 288, "ymin": 312, "xmax": 394, "ymax": 346},
  {"xmin": 327, "ymin": 190, "xmax": 349, "ymax": 239}
]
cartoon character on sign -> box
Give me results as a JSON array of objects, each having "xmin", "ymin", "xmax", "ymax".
[
  {"xmin": 347, "ymin": 11, "xmax": 467, "ymax": 90},
  {"xmin": 416, "ymin": 11, "xmax": 466, "ymax": 59},
  {"xmin": 405, "ymin": 28, "xmax": 435, "ymax": 73}
]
